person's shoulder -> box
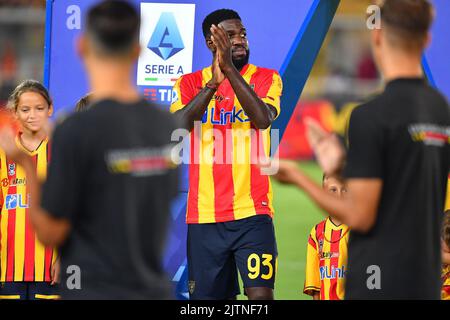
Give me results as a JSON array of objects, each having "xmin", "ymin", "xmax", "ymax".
[
  {"xmin": 176, "ymin": 69, "xmax": 205, "ymax": 82},
  {"xmin": 53, "ymin": 111, "xmax": 86, "ymax": 136},
  {"xmin": 137, "ymin": 100, "xmax": 180, "ymax": 127},
  {"xmin": 310, "ymin": 218, "xmax": 328, "ymax": 237},
  {"xmin": 349, "ymin": 94, "xmax": 384, "ymax": 123},
  {"xmin": 252, "ymin": 65, "xmax": 280, "ymax": 77},
  {"xmin": 425, "ymin": 85, "xmax": 450, "ymax": 111}
]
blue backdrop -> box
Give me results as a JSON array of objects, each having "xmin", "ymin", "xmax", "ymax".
[{"xmin": 423, "ymin": 0, "xmax": 450, "ymax": 99}]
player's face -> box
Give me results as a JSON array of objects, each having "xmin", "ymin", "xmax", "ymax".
[
  {"xmin": 218, "ymin": 19, "xmax": 250, "ymax": 69},
  {"xmin": 15, "ymin": 92, "xmax": 52, "ymax": 134},
  {"xmin": 324, "ymin": 177, "xmax": 347, "ymax": 199}
]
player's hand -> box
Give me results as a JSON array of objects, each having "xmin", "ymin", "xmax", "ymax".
[
  {"xmin": 305, "ymin": 117, "xmax": 346, "ymax": 175},
  {"xmin": 272, "ymin": 160, "xmax": 302, "ymax": 185},
  {"xmin": 209, "ymin": 51, "xmax": 225, "ymax": 88},
  {"xmin": 210, "ymin": 24, "xmax": 233, "ymax": 74},
  {"xmin": 51, "ymin": 257, "xmax": 61, "ymax": 285},
  {"xmin": 0, "ymin": 126, "xmax": 26, "ymax": 164}
]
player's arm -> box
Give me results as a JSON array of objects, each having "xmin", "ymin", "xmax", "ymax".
[
  {"xmin": 304, "ymin": 229, "xmax": 321, "ymax": 299},
  {"xmin": 172, "ymin": 51, "xmax": 225, "ymax": 131},
  {"xmin": 275, "ymin": 164, "xmax": 381, "ymax": 233},
  {"xmin": 0, "ymin": 129, "xmax": 70, "ymax": 246},
  {"xmin": 210, "ymin": 25, "xmax": 277, "ymax": 129},
  {"xmin": 273, "ymin": 107, "xmax": 383, "ymax": 233},
  {"xmin": 172, "ymin": 84, "xmax": 215, "ymax": 131}
]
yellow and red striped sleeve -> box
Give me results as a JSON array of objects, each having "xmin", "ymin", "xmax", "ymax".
[
  {"xmin": 304, "ymin": 226, "xmax": 321, "ymax": 296},
  {"xmin": 251, "ymin": 69, "xmax": 282, "ymax": 119},
  {"xmin": 170, "ymin": 71, "xmax": 204, "ymax": 113}
]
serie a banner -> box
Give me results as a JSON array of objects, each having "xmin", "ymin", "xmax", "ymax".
[{"xmin": 43, "ymin": 0, "xmax": 449, "ymax": 299}]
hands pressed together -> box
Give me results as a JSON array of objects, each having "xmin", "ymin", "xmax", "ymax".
[{"xmin": 208, "ymin": 24, "xmax": 234, "ymax": 88}]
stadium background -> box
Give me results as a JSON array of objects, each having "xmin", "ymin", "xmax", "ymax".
[{"xmin": 0, "ymin": 0, "xmax": 448, "ymax": 300}]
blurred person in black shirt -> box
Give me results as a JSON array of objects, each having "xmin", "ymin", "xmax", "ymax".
[
  {"xmin": 0, "ymin": 0, "xmax": 178, "ymax": 299},
  {"xmin": 273, "ymin": 0, "xmax": 449, "ymax": 299}
]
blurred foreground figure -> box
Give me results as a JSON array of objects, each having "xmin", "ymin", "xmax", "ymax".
[
  {"xmin": 0, "ymin": 0, "xmax": 178, "ymax": 299},
  {"xmin": 274, "ymin": 0, "xmax": 450, "ymax": 299}
]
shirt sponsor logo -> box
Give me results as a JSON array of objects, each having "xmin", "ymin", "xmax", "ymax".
[
  {"xmin": 319, "ymin": 251, "xmax": 340, "ymax": 260},
  {"xmin": 319, "ymin": 265, "xmax": 346, "ymax": 280},
  {"xmin": 408, "ymin": 123, "xmax": 450, "ymax": 146},
  {"xmin": 8, "ymin": 164, "xmax": 15, "ymax": 176},
  {"xmin": 9, "ymin": 178, "xmax": 26, "ymax": 187},
  {"xmin": 105, "ymin": 145, "xmax": 176, "ymax": 176},
  {"xmin": 202, "ymin": 107, "xmax": 250, "ymax": 125},
  {"xmin": 5, "ymin": 194, "xmax": 30, "ymax": 210}
]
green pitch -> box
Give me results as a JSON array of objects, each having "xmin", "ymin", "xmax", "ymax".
[{"xmin": 238, "ymin": 161, "xmax": 324, "ymax": 300}]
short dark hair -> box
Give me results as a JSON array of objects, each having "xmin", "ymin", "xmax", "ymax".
[
  {"xmin": 86, "ymin": 0, "xmax": 140, "ymax": 55},
  {"xmin": 202, "ymin": 9, "xmax": 241, "ymax": 38},
  {"xmin": 75, "ymin": 93, "xmax": 92, "ymax": 112},
  {"xmin": 380, "ymin": 0, "xmax": 433, "ymax": 50}
]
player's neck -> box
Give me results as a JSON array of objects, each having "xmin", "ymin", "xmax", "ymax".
[
  {"xmin": 88, "ymin": 61, "xmax": 140, "ymax": 104},
  {"xmin": 329, "ymin": 216, "xmax": 342, "ymax": 227},
  {"xmin": 19, "ymin": 130, "xmax": 46, "ymax": 152},
  {"xmin": 381, "ymin": 49, "xmax": 423, "ymax": 82}
]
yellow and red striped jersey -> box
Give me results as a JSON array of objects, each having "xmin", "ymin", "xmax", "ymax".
[
  {"xmin": 0, "ymin": 136, "xmax": 57, "ymax": 282},
  {"xmin": 170, "ymin": 64, "xmax": 282, "ymax": 224},
  {"xmin": 304, "ymin": 217, "xmax": 349, "ymax": 300}
]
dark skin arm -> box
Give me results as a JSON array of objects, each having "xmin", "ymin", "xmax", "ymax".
[
  {"xmin": 173, "ymin": 86, "xmax": 216, "ymax": 131},
  {"xmin": 173, "ymin": 48, "xmax": 225, "ymax": 131},
  {"xmin": 210, "ymin": 24, "xmax": 277, "ymax": 129}
]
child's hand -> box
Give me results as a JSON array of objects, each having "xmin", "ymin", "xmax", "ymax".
[
  {"xmin": 0, "ymin": 126, "xmax": 26, "ymax": 164},
  {"xmin": 272, "ymin": 160, "xmax": 302, "ymax": 185}
]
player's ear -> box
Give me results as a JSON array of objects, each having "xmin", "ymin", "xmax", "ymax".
[
  {"xmin": 47, "ymin": 104, "xmax": 54, "ymax": 117},
  {"xmin": 424, "ymin": 31, "xmax": 432, "ymax": 49},
  {"xmin": 77, "ymin": 35, "xmax": 88, "ymax": 59},
  {"xmin": 205, "ymin": 37, "xmax": 215, "ymax": 52},
  {"xmin": 372, "ymin": 28, "xmax": 382, "ymax": 48},
  {"xmin": 131, "ymin": 43, "xmax": 141, "ymax": 61}
]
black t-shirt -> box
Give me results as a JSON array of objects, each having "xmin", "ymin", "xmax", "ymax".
[
  {"xmin": 343, "ymin": 78, "xmax": 450, "ymax": 299},
  {"xmin": 42, "ymin": 99, "xmax": 179, "ymax": 299}
]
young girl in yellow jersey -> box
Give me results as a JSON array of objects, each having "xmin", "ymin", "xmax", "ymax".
[
  {"xmin": 0, "ymin": 80, "xmax": 59, "ymax": 300},
  {"xmin": 304, "ymin": 174, "xmax": 349, "ymax": 300}
]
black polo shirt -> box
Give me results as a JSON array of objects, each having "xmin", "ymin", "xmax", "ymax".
[
  {"xmin": 42, "ymin": 99, "xmax": 179, "ymax": 299},
  {"xmin": 343, "ymin": 78, "xmax": 450, "ymax": 299}
]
